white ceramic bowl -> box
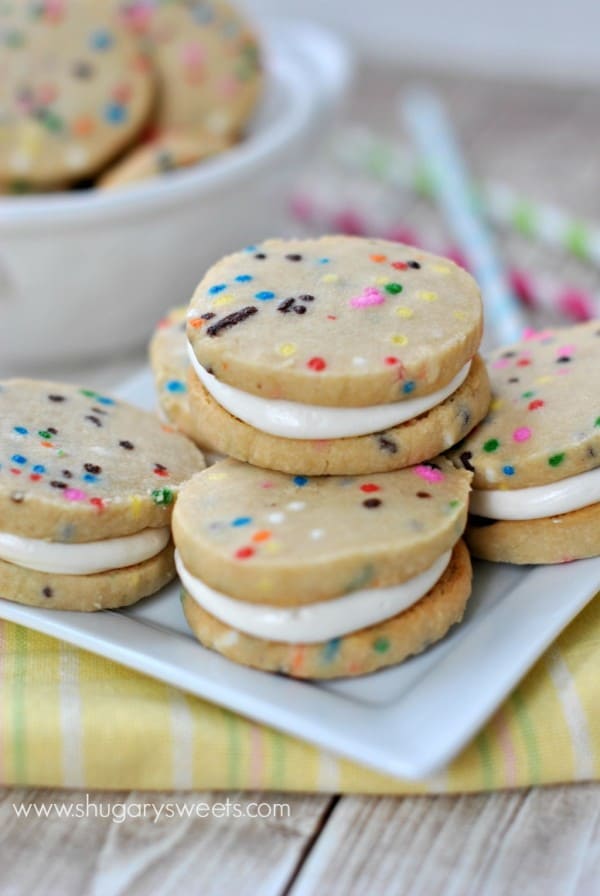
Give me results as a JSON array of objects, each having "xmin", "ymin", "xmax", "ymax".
[{"xmin": 0, "ymin": 21, "xmax": 351, "ymax": 375}]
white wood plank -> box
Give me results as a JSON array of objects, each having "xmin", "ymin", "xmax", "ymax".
[
  {"xmin": 289, "ymin": 786, "xmax": 600, "ymax": 896},
  {"xmin": 0, "ymin": 789, "xmax": 332, "ymax": 896}
]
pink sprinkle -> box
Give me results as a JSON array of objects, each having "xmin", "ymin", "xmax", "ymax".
[
  {"xmin": 510, "ymin": 269, "xmax": 536, "ymax": 306},
  {"xmin": 492, "ymin": 357, "xmax": 510, "ymax": 369},
  {"xmin": 557, "ymin": 344, "xmax": 575, "ymax": 356},
  {"xmin": 64, "ymin": 488, "xmax": 87, "ymax": 502},
  {"xmin": 513, "ymin": 427, "xmax": 531, "ymax": 442},
  {"xmin": 558, "ymin": 289, "xmax": 594, "ymax": 322},
  {"xmin": 414, "ymin": 465, "xmax": 445, "ymax": 484},
  {"xmin": 523, "ymin": 328, "xmax": 553, "ymax": 342},
  {"xmin": 260, "ymin": 481, "xmax": 273, "ymax": 489},
  {"xmin": 350, "ymin": 287, "xmax": 385, "ymax": 309},
  {"xmin": 331, "ymin": 209, "xmax": 367, "ymax": 236}
]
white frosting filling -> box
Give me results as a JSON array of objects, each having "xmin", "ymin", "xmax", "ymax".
[
  {"xmin": 470, "ymin": 466, "xmax": 600, "ymax": 521},
  {"xmin": 175, "ymin": 549, "xmax": 451, "ymax": 643},
  {"xmin": 187, "ymin": 342, "xmax": 471, "ymax": 440},
  {"xmin": 0, "ymin": 527, "xmax": 171, "ymax": 575}
]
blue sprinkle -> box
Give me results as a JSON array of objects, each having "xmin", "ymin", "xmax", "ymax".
[
  {"xmin": 11, "ymin": 454, "xmax": 26, "ymax": 465},
  {"xmin": 255, "ymin": 290, "xmax": 275, "ymax": 301},
  {"xmin": 32, "ymin": 464, "xmax": 46, "ymax": 474},
  {"xmin": 232, "ymin": 516, "xmax": 252, "ymax": 527},
  {"xmin": 503, "ymin": 465, "xmax": 515, "ymax": 476},
  {"xmin": 13, "ymin": 426, "xmax": 28, "ymax": 435},
  {"xmin": 166, "ymin": 380, "xmax": 186, "ymax": 393},
  {"xmin": 83, "ymin": 473, "xmax": 98, "ymax": 483},
  {"xmin": 293, "ymin": 475, "xmax": 308, "ymax": 487},
  {"xmin": 244, "ymin": 245, "xmax": 257, "ymax": 252},
  {"xmin": 105, "ymin": 102, "xmax": 126, "ymax": 124},
  {"xmin": 90, "ymin": 29, "xmax": 113, "ymax": 51},
  {"xmin": 318, "ymin": 257, "xmax": 330, "ymax": 264},
  {"xmin": 403, "ymin": 381, "xmax": 416, "ymax": 394},
  {"xmin": 209, "ymin": 283, "xmax": 227, "ymax": 295},
  {"xmin": 322, "ymin": 638, "xmax": 342, "ymax": 662},
  {"xmin": 97, "ymin": 396, "xmax": 115, "ymax": 405},
  {"xmin": 235, "ymin": 274, "xmax": 253, "ymax": 282}
]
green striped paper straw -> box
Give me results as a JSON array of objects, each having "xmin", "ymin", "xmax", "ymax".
[{"xmin": 332, "ymin": 126, "xmax": 600, "ymax": 269}]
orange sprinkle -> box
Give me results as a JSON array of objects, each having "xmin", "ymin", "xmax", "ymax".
[
  {"xmin": 189, "ymin": 318, "xmax": 204, "ymax": 329},
  {"xmin": 370, "ymin": 253, "xmax": 387, "ymax": 263},
  {"xmin": 291, "ymin": 646, "xmax": 305, "ymax": 674},
  {"xmin": 73, "ymin": 116, "xmax": 94, "ymax": 138},
  {"xmin": 252, "ymin": 530, "xmax": 271, "ymax": 543}
]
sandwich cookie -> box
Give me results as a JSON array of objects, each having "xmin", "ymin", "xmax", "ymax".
[
  {"xmin": 98, "ymin": 130, "xmax": 231, "ymax": 189},
  {"xmin": 185, "ymin": 236, "xmax": 491, "ymax": 474},
  {"xmin": 174, "ymin": 458, "xmax": 473, "ymax": 679},
  {"xmin": 0, "ymin": 0, "xmax": 154, "ymax": 192},
  {"xmin": 117, "ymin": 0, "xmax": 262, "ymax": 139},
  {"xmin": 0, "ymin": 379, "xmax": 204, "ymax": 610},
  {"xmin": 448, "ymin": 322, "xmax": 600, "ymax": 563}
]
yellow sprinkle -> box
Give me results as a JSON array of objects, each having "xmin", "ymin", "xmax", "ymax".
[
  {"xmin": 375, "ymin": 276, "xmax": 388, "ymax": 285},
  {"xmin": 490, "ymin": 399, "xmax": 504, "ymax": 411},
  {"xmin": 207, "ymin": 471, "xmax": 227, "ymax": 481},
  {"xmin": 277, "ymin": 342, "xmax": 297, "ymax": 357},
  {"xmin": 395, "ymin": 306, "xmax": 414, "ymax": 319},
  {"xmin": 129, "ymin": 496, "xmax": 143, "ymax": 518},
  {"xmin": 321, "ymin": 273, "xmax": 339, "ymax": 283},
  {"xmin": 418, "ymin": 290, "xmax": 438, "ymax": 302},
  {"xmin": 212, "ymin": 294, "xmax": 234, "ymax": 307},
  {"xmin": 453, "ymin": 310, "xmax": 467, "ymax": 320},
  {"xmin": 391, "ymin": 333, "xmax": 408, "ymax": 346},
  {"xmin": 535, "ymin": 375, "xmax": 552, "ymax": 385},
  {"xmin": 433, "ymin": 263, "xmax": 452, "ymax": 274},
  {"xmin": 263, "ymin": 541, "xmax": 281, "ymax": 555}
]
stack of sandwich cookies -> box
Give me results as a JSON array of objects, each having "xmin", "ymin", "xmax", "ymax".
[
  {"xmin": 185, "ymin": 237, "xmax": 491, "ymax": 474},
  {"xmin": 448, "ymin": 322, "xmax": 600, "ymax": 564},
  {"xmin": 0, "ymin": 380, "xmax": 204, "ymax": 611},
  {"xmin": 174, "ymin": 458, "xmax": 473, "ymax": 679}
]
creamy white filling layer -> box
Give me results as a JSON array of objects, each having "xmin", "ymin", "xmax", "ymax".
[
  {"xmin": 470, "ymin": 466, "xmax": 600, "ymax": 520},
  {"xmin": 176, "ymin": 549, "xmax": 451, "ymax": 643},
  {"xmin": 187, "ymin": 342, "xmax": 471, "ymax": 440},
  {"xmin": 0, "ymin": 527, "xmax": 171, "ymax": 575}
]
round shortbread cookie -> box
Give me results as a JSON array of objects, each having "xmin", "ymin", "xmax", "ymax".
[
  {"xmin": 449, "ymin": 321, "xmax": 600, "ymax": 489},
  {"xmin": 466, "ymin": 502, "xmax": 600, "ymax": 565},
  {"xmin": 116, "ymin": 0, "xmax": 262, "ymax": 138},
  {"xmin": 98, "ymin": 130, "xmax": 231, "ymax": 189},
  {"xmin": 172, "ymin": 457, "xmax": 472, "ymax": 605},
  {"xmin": 0, "ymin": 0, "xmax": 154, "ymax": 191},
  {"xmin": 149, "ymin": 307, "xmax": 195, "ymax": 437},
  {"xmin": 0, "ymin": 542, "xmax": 175, "ymax": 611},
  {"xmin": 182, "ymin": 540, "xmax": 472, "ymax": 679},
  {"xmin": 187, "ymin": 236, "xmax": 483, "ymax": 407},
  {"xmin": 0, "ymin": 379, "xmax": 204, "ymax": 541},
  {"xmin": 185, "ymin": 353, "xmax": 491, "ymax": 475}
]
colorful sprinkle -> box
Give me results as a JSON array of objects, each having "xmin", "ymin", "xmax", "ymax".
[
  {"xmin": 513, "ymin": 427, "xmax": 532, "ymax": 442},
  {"xmin": 414, "ymin": 464, "xmax": 444, "ymax": 484},
  {"xmin": 483, "ymin": 439, "xmax": 500, "ymax": 452},
  {"xmin": 307, "ymin": 357, "xmax": 326, "ymax": 372},
  {"xmin": 548, "ymin": 453, "xmax": 565, "ymax": 467}
]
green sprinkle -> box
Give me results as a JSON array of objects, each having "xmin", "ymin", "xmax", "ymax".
[
  {"xmin": 548, "ymin": 453, "xmax": 565, "ymax": 467},
  {"xmin": 152, "ymin": 487, "xmax": 174, "ymax": 506},
  {"xmin": 483, "ymin": 438, "xmax": 500, "ymax": 453},
  {"xmin": 38, "ymin": 430, "xmax": 51, "ymax": 439},
  {"xmin": 80, "ymin": 389, "xmax": 96, "ymax": 398},
  {"xmin": 373, "ymin": 637, "xmax": 390, "ymax": 654},
  {"xmin": 594, "ymin": 417, "xmax": 600, "ymax": 428},
  {"xmin": 512, "ymin": 202, "xmax": 537, "ymax": 237},
  {"xmin": 385, "ymin": 283, "xmax": 403, "ymax": 295},
  {"xmin": 522, "ymin": 391, "xmax": 535, "ymax": 399},
  {"xmin": 449, "ymin": 499, "xmax": 460, "ymax": 508},
  {"xmin": 565, "ymin": 223, "xmax": 589, "ymax": 260}
]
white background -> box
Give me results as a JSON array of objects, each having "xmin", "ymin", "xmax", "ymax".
[{"xmin": 248, "ymin": 0, "xmax": 600, "ymax": 82}]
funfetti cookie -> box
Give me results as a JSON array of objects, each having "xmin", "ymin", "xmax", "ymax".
[
  {"xmin": 0, "ymin": 380, "xmax": 204, "ymax": 611},
  {"xmin": 184, "ymin": 236, "xmax": 491, "ymax": 475},
  {"xmin": 0, "ymin": 0, "xmax": 155, "ymax": 192},
  {"xmin": 149, "ymin": 307, "xmax": 194, "ymax": 436},
  {"xmin": 98, "ymin": 130, "xmax": 231, "ymax": 189},
  {"xmin": 174, "ymin": 458, "xmax": 473, "ymax": 679},
  {"xmin": 448, "ymin": 321, "xmax": 600, "ymax": 564},
  {"xmin": 117, "ymin": 0, "xmax": 262, "ymax": 139}
]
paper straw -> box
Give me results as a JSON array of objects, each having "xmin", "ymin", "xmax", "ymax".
[
  {"xmin": 400, "ymin": 89, "xmax": 525, "ymax": 346},
  {"xmin": 331, "ymin": 126, "xmax": 600, "ymax": 269},
  {"xmin": 289, "ymin": 188, "xmax": 600, "ymax": 323}
]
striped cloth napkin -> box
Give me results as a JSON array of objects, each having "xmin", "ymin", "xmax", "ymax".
[{"xmin": 0, "ymin": 590, "xmax": 598, "ymax": 792}]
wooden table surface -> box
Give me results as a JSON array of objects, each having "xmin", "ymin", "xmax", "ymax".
[{"xmin": 2, "ymin": 66, "xmax": 600, "ymax": 895}]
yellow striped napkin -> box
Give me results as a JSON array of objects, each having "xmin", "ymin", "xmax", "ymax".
[{"xmin": 0, "ymin": 593, "xmax": 598, "ymax": 792}]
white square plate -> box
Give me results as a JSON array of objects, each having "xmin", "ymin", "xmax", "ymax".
[{"xmin": 1, "ymin": 369, "xmax": 599, "ymax": 780}]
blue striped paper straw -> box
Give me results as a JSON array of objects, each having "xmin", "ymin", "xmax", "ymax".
[{"xmin": 400, "ymin": 88, "xmax": 526, "ymax": 347}]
